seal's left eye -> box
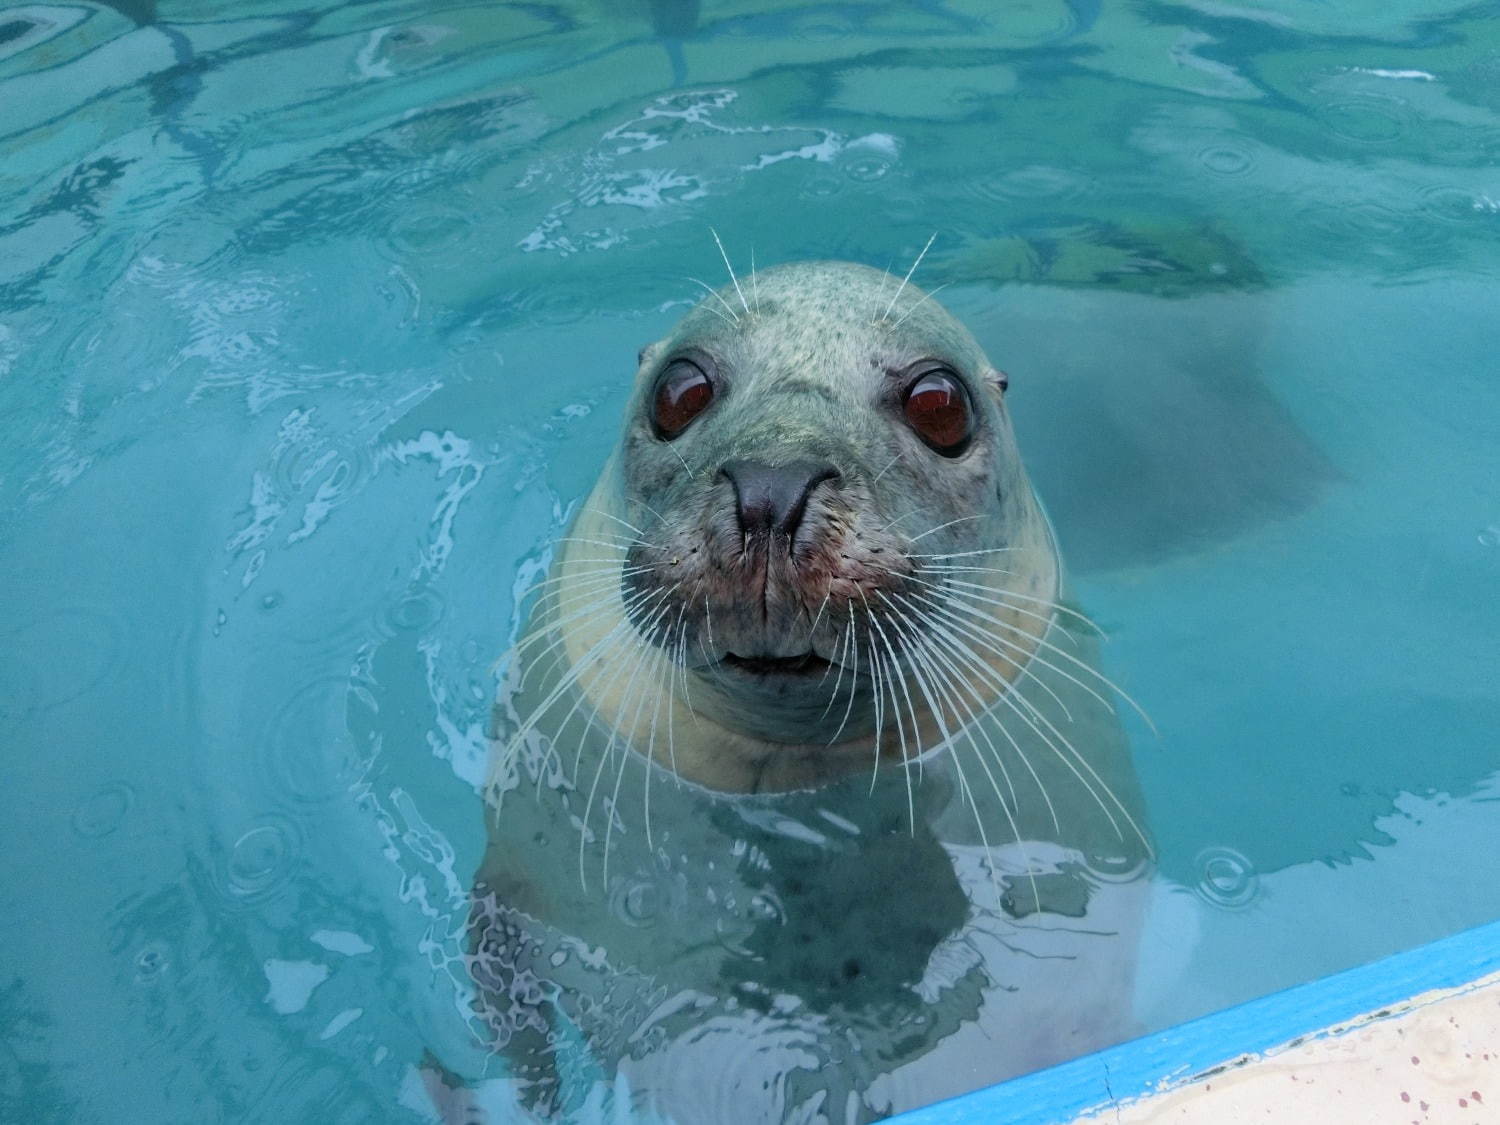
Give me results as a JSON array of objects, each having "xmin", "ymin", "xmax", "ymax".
[
  {"xmin": 903, "ymin": 370, "xmax": 973, "ymax": 455},
  {"xmin": 652, "ymin": 360, "xmax": 714, "ymax": 439}
]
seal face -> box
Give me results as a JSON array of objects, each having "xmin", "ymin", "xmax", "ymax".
[{"xmin": 498, "ymin": 261, "xmax": 1067, "ymax": 795}]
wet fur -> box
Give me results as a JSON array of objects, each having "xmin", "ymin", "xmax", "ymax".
[{"xmin": 441, "ymin": 261, "xmax": 1153, "ymax": 1122}]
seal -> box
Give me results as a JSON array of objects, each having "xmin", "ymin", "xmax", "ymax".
[
  {"xmin": 491, "ymin": 259, "xmax": 1109, "ymax": 796},
  {"xmin": 436, "ymin": 260, "xmax": 1153, "ymax": 1123}
]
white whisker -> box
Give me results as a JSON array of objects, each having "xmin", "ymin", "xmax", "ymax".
[
  {"xmin": 896, "ymin": 592, "xmax": 1058, "ymax": 829},
  {"xmin": 865, "ymin": 624, "xmax": 885, "ymax": 791},
  {"xmin": 710, "ymin": 227, "xmax": 751, "ymax": 317},
  {"xmin": 584, "ymin": 507, "xmax": 646, "ymax": 536},
  {"xmin": 909, "ymin": 547, "xmax": 1019, "ymax": 560},
  {"xmin": 604, "ymin": 638, "xmax": 665, "ymax": 883},
  {"xmin": 903, "ymin": 572, "xmax": 1079, "ymax": 657},
  {"xmin": 923, "ymin": 574, "xmax": 1108, "ymax": 638},
  {"xmin": 499, "ymin": 619, "xmax": 634, "ymax": 797},
  {"xmin": 639, "ymin": 645, "xmax": 672, "ymax": 850},
  {"xmin": 512, "ymin": 580, "xmax": 653, "ymax": 670},
  {"xmin": 632, "ymin": 498, "xmax": 670, "ymax": 531},
  {"xmin": 863, "ymin": 593, "xmax": 917, "ymax": 833},
  {"xmin": 808, "ymin": 592, "xmax": 831, "ymax": 640},
  {"xmin": 515, "ymin": 564, "xmax": 644, "ymax": 604},
  {"xmin": 825, "ymin": 620, "xmax": 860, "ymax": 745},
  {"xmin": 916, "ymin": 590, "xmax": 1102, "ymax": 723},
  {"xmin": 880, "ymin": 597, "xmax": 1038, "ymax": 903},
  {"xmin": 905, "ymin": 591, "xmax": 1150, "ymax": 853},
  {"xmin": 891, "ymin": 282, "xmax": 952, "ymax": 331},
  {"xmin": 510, "ymin": 587, "xmax": 640, "ymax": 692},
  {"xmin": 552, "ymin": 534, "xmax": 654, "ymax": 552},
  {"xmin": 585, "ymin": 595, "xmax": 676, "ymax": 890},
  {"xmin": 685, "ymin": 276, "xmax": 740, "ymax": 325},
  {"xmin": 936, "ymin": 588, "xmax": 1151, "ymax": 730},
  {"xmin": 498, "ymin": 587, "xmax": 673, "ymax": 774},
  {"xmin": 882, "ymin": 231, "xmax": 937, "ymax": 322},
  {"xmin": 907, "ymin": 514, "xmax": 983, "ymax": 543},
  {"xmin": 533, "ymin": 623, "xmax": 642, "ymax": 787},
  {"xmin": 869, "ymin": 453, "xmax": 901, "ymax": 484}
]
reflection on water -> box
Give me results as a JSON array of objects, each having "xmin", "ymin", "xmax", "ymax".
[{"xmin": 2, "ymin": 0, "xmax": 1499, "ymax": 1120}]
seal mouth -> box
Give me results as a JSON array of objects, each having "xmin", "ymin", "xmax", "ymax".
[{"xmin": 721, "ymin": 651, "xmax": 832, "ymax": 678}]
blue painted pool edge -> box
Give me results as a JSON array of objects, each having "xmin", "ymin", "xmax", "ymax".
[{"xmin": 889, "ymin": 916, "xmax": 1500, "ymax": 1124}]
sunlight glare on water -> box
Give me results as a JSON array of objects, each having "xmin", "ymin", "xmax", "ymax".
[{"xmin": 2, "ymin": 1, "xmax": 1499, "ymax": 1121}]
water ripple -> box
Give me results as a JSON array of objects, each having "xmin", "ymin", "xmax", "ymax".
[
  {"xmin": 1082, "ymin": 849, "xmax": 1153, "ymax": 885},
  {"xmin": 1192, "ymin": 845, "xmax": 1260, "ymax": 910},
  {"xmin": 375, "ymin": 205, "xmax": 476, "ymax": 268},
  {"xmin": 379, "ymin": 585, "xmax": 446, "ymax": 635},
  {"xmin": 71, "ymin": 781, "xmax": 135, "ymax": 839},
  {"xmin": 258, "ymin": 677, "xmax": 375, "ymax": 808},
  {"xmin": 212, "ymin": 815, "xmax": 303, "ymax": 910},
  {"xmin": 630, "ymin": 1015, "xmax": 826, "ymax": 1123},
  {"xmin": 1317, "ymin": 97, "xmax": 1413, "ymax": 144},
  {"xmin": 840, "ymin": 150, "xmax": 893, "ymax": 183},
  {"xmin": 0, "ymin": 606, "xmax": 122, "ymax": 718},
  {"xmin": 1196, "ymin": 143, "xmax": 1255, "ymax": 177},
  {"xmin": 964, "ymin": 164, "xmax": 1090, "ymax": 205},
  {"xmin": 1418, "ymin": 183, "xmax": 1494, "ymax": 226},
  {"xmin": 799, "ymin": 172, "xmax": 843, "ymax": 200}
]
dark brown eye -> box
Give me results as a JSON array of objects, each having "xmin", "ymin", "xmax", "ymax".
[
  {"xmin": 903, "ymin": 370, "xmax": 972, "ymax": 455},
  {"xmin": 652, "ymin": 360, "xmax": 714, "ymax": 439}
]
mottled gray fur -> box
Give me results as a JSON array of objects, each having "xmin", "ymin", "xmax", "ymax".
[{"xmin": 439, "ymin": 262, "xmax": 1151, "ymax": 1124}]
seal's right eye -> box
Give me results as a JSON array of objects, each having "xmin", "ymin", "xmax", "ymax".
[{"xmin": 652, "ymin": 360, "xmax": 714, "ymax": 439}]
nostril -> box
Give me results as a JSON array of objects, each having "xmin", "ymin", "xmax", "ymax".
[{"xmin": 722, "ymin": 460, "xmax": 840, "ymax": 539}]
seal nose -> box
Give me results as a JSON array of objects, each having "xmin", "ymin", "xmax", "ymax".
[{"xmin": 722, "ymin": 459, "xmax": 840, "ymax": 539}]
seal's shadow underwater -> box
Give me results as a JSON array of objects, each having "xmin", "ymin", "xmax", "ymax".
[{"xmin": 431, "ymin": 260, "xmax": 1155, "ymax": 1122}]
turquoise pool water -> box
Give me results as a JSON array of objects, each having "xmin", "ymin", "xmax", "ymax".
[{"xmin": 2, "ymin": 2, "xmax": 1498, "ymax": 1121}]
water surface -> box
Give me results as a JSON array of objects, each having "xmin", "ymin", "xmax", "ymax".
[{"xmin": 2, "ymin": 1, "xmax": 1499, "ymax": 1120}]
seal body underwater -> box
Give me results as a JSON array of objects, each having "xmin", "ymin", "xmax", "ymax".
[{"xmin": 430, "ymin": 261, "xmax": 1154, "ymax": 1123}]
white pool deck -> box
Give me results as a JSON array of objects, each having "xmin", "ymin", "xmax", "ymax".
[
  {"xmin": 891, "ymin": 918, "xmax": 1500, "ymax": 1125},
  {"xmin": 1070, "ymin": 970, "xmax": 1498, "ymax": 1124}
]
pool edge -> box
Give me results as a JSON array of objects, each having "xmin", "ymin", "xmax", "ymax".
[{"xmin": 888, "ymin": 916, "xmax": 1500, "ymax": 1124}]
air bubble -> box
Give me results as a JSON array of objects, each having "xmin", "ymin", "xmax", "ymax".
[{"xmin": 135, "ymin": 942, "xmax": 170, "ymax": 982}]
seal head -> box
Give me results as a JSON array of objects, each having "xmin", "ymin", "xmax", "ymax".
[{"xmin": 533, "ymin": 261, "xmax": 1059, "ymax": 792}]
